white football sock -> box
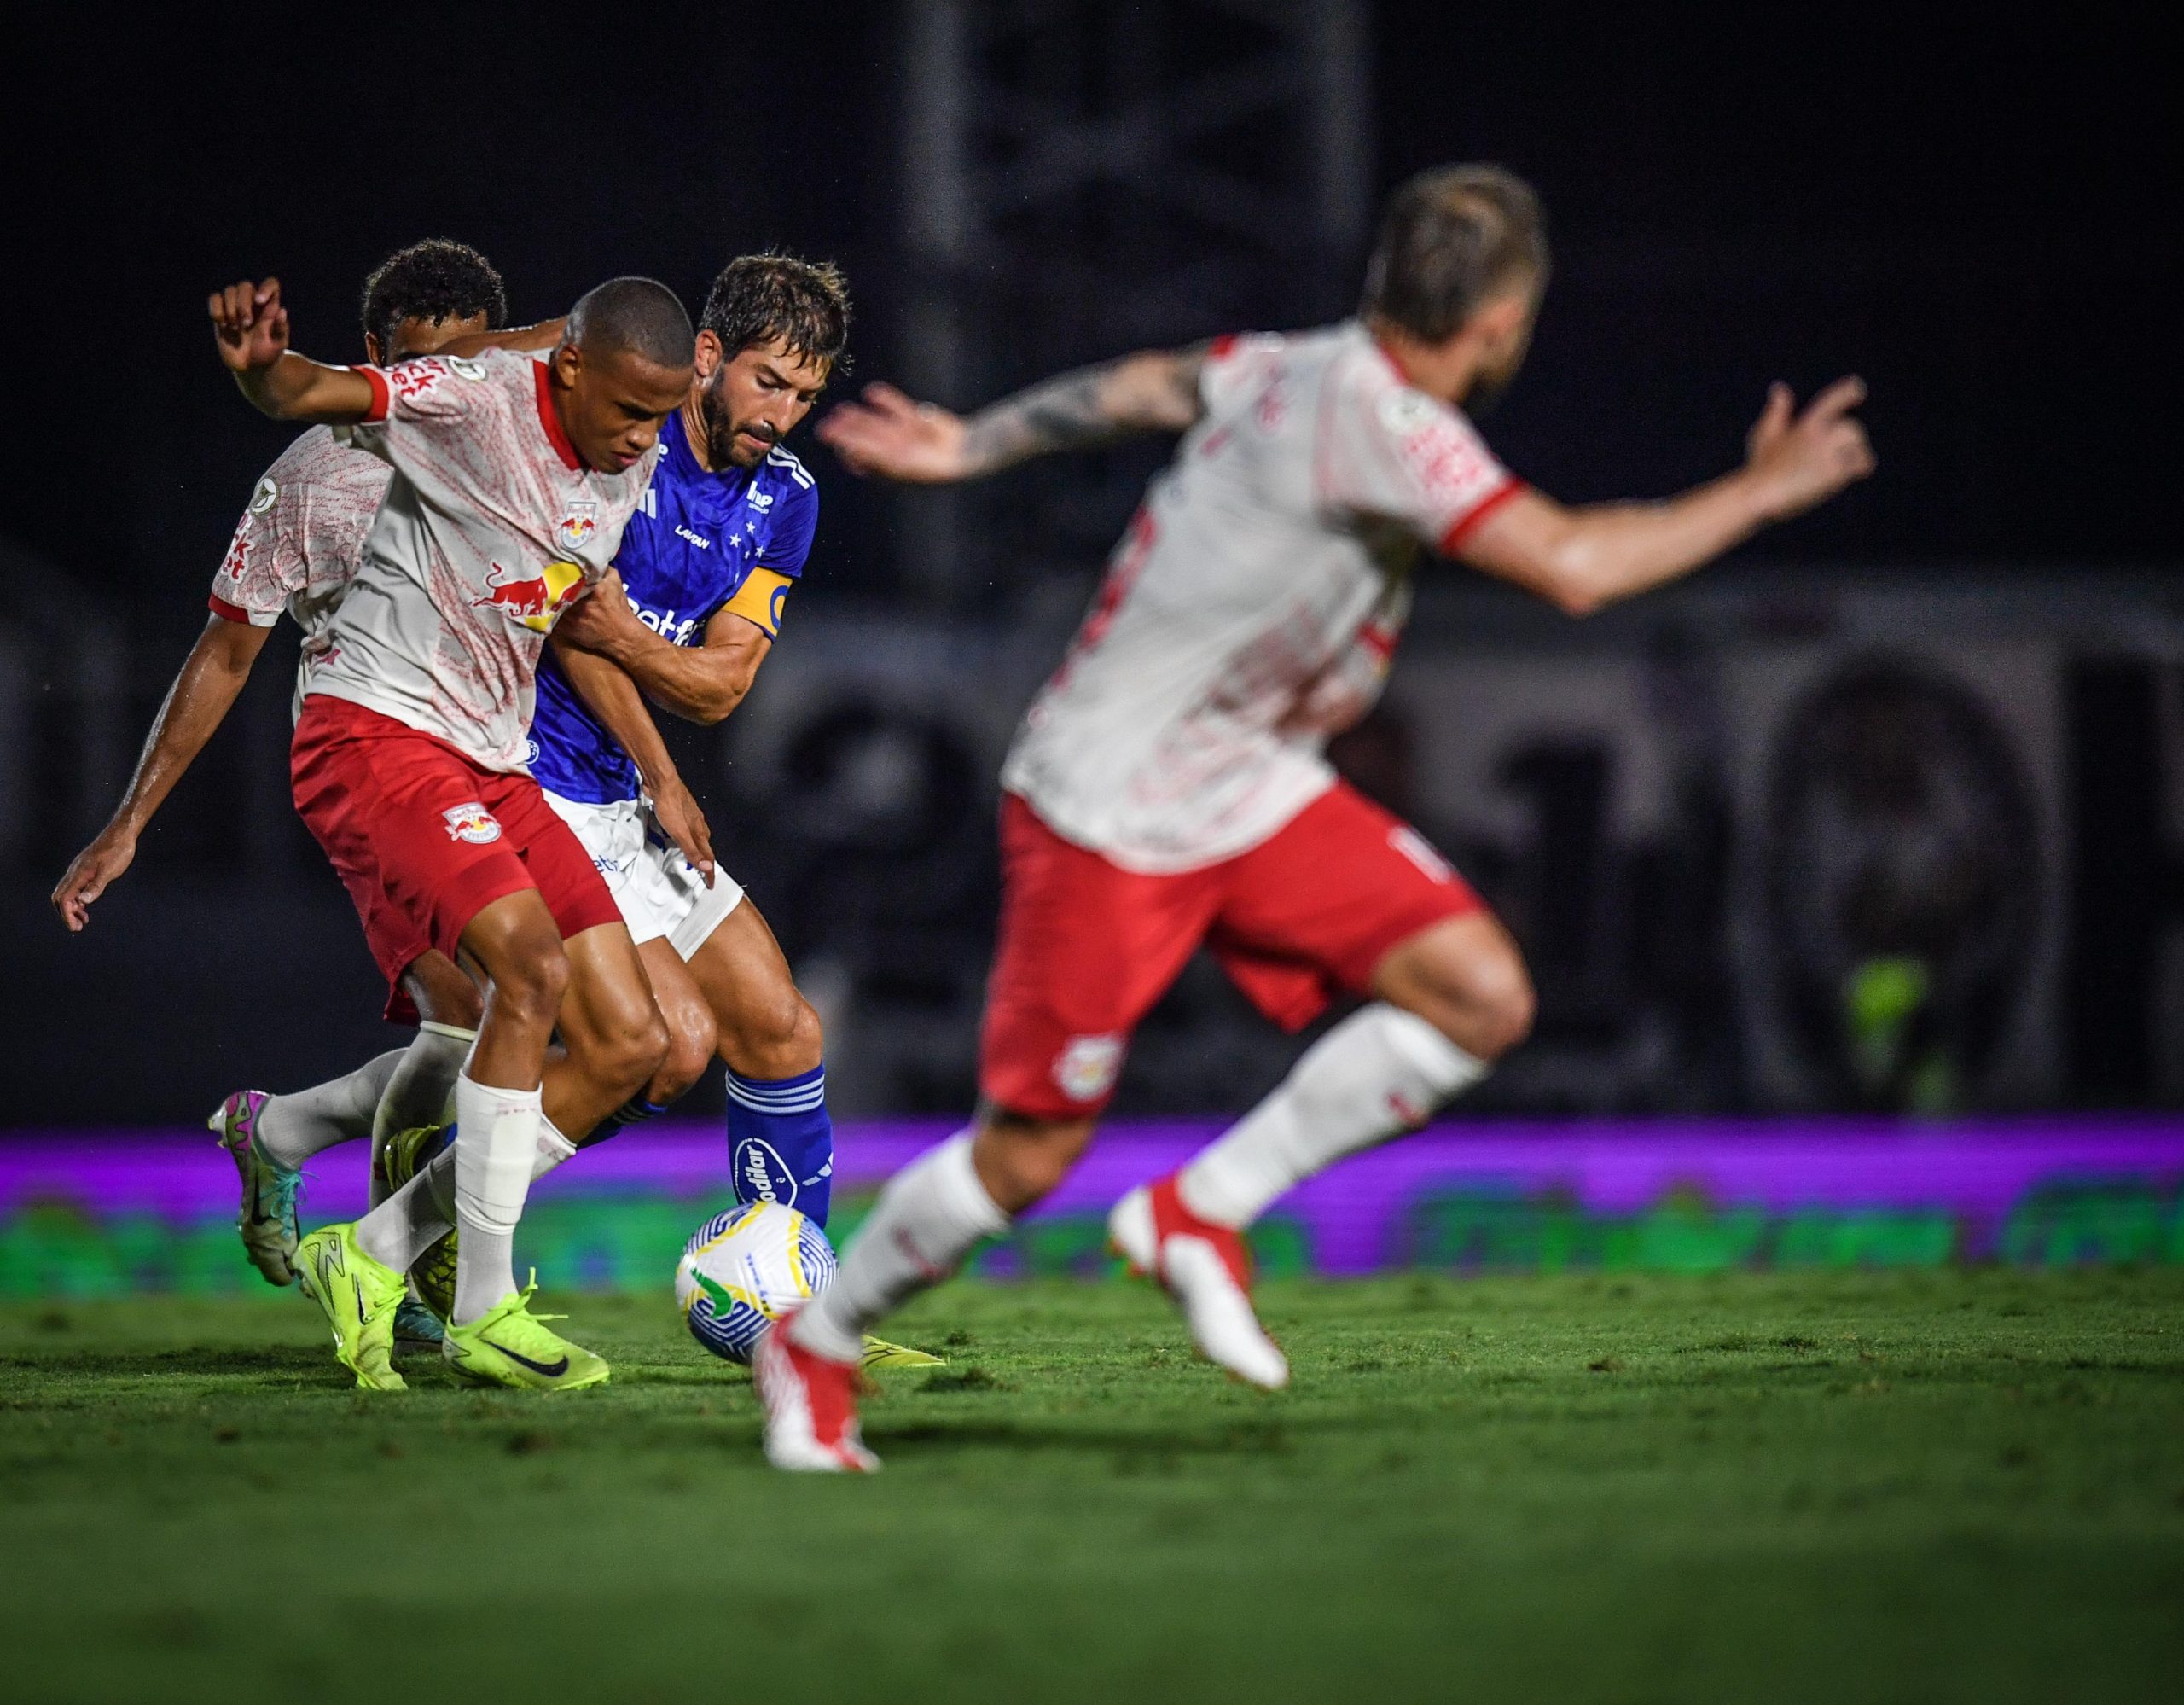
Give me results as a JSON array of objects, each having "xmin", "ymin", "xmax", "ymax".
[
  {"xmin": 354, "ymin": 1114, "xmax": 577, "ymax": 1282},
  {"xmin": 1176, "ymin": 1003, "xmax": 1487, "ymax": 1229},
  {"xmin": 450, "ymin": 1074, "xmax": 543, "ymax": 1324},
  {"xmin": 789, "ymin": 1131, "xmax": 1008, "ymax": 1362},
  {"xmin": 254, "ymin": 1050, "xmax": 404, "ymax": 1172},
  {"xmin": 367, "ymin": 1024, "xmax": 475, "ymax": 1209}
]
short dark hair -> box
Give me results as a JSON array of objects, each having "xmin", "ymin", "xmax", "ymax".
[
  {"xmin": 359, "ymin": 239, "xmax": 508, "ymax": 357},
  {"xmin": 700, "ymin": 253, "xmax": 851, "ymax": 374},
  {"xmin": 1360, "ymin": 165, "xmax": 1548, "ymax": 344},
  {"xmin": 569, "ymin": 276, "xmax": 696, "ymax": 369}
]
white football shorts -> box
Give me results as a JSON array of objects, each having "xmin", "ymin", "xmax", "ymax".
[{"xmin": 542, "ymin": 790, "xmax": 744, "ymax": 958}]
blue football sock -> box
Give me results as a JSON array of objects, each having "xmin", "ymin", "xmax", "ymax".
[{"xmin": 725, "ymin": 1062, "xmax": 834, "ymax": 1227}]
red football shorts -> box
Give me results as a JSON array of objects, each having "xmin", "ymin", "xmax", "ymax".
[
  {"xmin": 291, "ymin": 697, "xmax": 622, "ymax": 1022},
  {"xmin": 979, "ymin": 782, "xmax": 1485, "ymax": 1120}
]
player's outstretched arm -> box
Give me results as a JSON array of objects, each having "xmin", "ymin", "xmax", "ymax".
[
  {"xmin": 209, "ymin": 278, "xmax": 378, "ymax": 422},
  {"xmin": 434, "ymin": 317, "xmax": 569, "ymax": 358},
  {"xmin": 553, "ymin": 572, "xmax": 774, "ymax": 727},
  {"xmin": 1458, "ymin": 379, "xmax": 1876, "ymax": 615},
  {"xmin": 548, "ymin": 628, "xmax": 717, "ymax": 887},
  {"xmin": 50, "ymin": 616, "xmax": 271, "ymax": 931},
  {"xmin": 816, "ymin": 346, "xmax": 1211, "ymax": 484}
]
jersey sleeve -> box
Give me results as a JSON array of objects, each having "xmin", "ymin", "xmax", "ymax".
[
  {"xmin": 1318, "ymin": 367, "xmax": 1524, "ymax": 553},
  {"xmin": 207, "ymin": 457, "xmax": 307, "ymax": 626},
  {"xmin": 718, "ymin": 567, "xmax": 794, "ymax": 639},
  {"xmin": 754, "ymin": 465, "xmax": 819, "ymax": 581},
  {"xmin": 1197, "ymin": 332, "xmax": 1283, "ymax": 418},
  {"xmin": 340, "ymin": 352, "xmax": 520, "ymax": 486}
]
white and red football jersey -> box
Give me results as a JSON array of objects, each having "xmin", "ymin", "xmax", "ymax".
[
  {"xmin": 308, "ymin": 347, "xmax": 659, "ymax": 772},
  {"xmin": 207, "ymin": 426, "xmax": 391, "ymax": 719},
  {"xmin": 1002, "ymin": 320, "xmax": 1522, "ymax": 871}
]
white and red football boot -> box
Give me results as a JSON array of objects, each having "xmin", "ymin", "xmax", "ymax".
[
  {"xmin": 753, "ymin": 1312, "xmax": 881, "ymax": 1473},
  {"xmin": 1109, "ymin": 1175, "xmax": 1290, "ymax": 1390}
]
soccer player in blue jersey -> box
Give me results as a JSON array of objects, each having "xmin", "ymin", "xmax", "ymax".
[
  {"xmin": 375, "ymin": 257, "xmax": 857, "ymax": 1276},
  {"xmin": 541, "ymin": 254, "xmax": 844, "ymax": 1218}
]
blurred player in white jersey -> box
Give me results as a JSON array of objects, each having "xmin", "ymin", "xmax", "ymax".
[
  {"xmin": 758, "ymin": 163, "xmax": 1876, "ymax": 1469},
  {"xmin": 208, "ymin": 272, "xmax": 698, "ymax": 1392},
  {"xmin": 51, "ymin": 244, "xmax": 518, "ymax": 1330}
]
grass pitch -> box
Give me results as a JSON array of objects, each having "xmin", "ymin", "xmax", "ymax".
[{"xmin": 3, "ymin": 1268, "xmax": 2181, "ymax": 1703}]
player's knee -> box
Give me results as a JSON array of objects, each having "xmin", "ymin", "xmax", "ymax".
[
  {"xmin": 1430, "ymin": 945, "xmax": 1534, "ymax": 1061},
  {"xmin": 726, "ymin": 992, "xmax": 823, "ymax": 1079},
  {"xmin": 1467, "ymin": 953, "xmax": 1536, "ymax": 1059},
  {"xmin": 494, "ymin": 938, "xmax": 570, "ymax": 1027},
  {"xmin": 775, "ymin": 995, "xmax": 824, "ymax": 1074},
  {"xmin": 1382, "ymin": 917, "xmax": 1536, "ymax": 1062},
  {"xmin": 595, "ymin": 1009, "xmax": 671, "ymax": 1099},
  {"xmin": 654, "ymin": 1004, "xmax": 717, "ymax": 1103}
]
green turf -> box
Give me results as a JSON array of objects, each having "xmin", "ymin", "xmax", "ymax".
[{"xmin": 3, "ymin": 1268, "xmax": 2181, "ymax": 1703}]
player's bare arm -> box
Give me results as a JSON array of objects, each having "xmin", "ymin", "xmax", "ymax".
[
  {"xmin": 817, "ymin": 344, "xmax": 1212, "ymax": 483},
  {"xmin": 435, "ymin": 316, "xmax": 569, "ymax": 358},
  {"xmin": 554, "ymin": 569, "xmax": 775, "ymax": 726},
  {"xmin": 1459, "ymin": 378, "xmax": 1875, "ymax": 615},
  {"xmin": 51, "ymin": 615, "xmax": 272, "ymax": 931},
  {"xmin": 210, "ymin": 278, "xmax": 379, "ymax": 422},
  {"xmin": 548, "ymin": 628, "xmax": 717, "ymax": 886}
]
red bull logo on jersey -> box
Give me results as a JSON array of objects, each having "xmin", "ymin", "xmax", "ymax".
[
  {"xmin": 555, "ymin": 502, "xmax": 599, "ymax": 553},
  {"xmin": 472, "ymin": 560, "xmax": 588, "ymax": 634},
  {"xmin": 441, "ymin": 802, "xmax": 502, "ymax": 845}
]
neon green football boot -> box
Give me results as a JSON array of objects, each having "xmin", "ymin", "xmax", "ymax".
[
  {"xmin": 374, "ymin": 1122, "xmax": 457, "ymax": 1321},
  {"xmin": 293, "ymin": 1223, "xmax": 408, "ymax": 1392},
  {"xmin": 442, "ymin": 1278, "xmax": 611, "ymax": 1393},
  {"xmin": 861, "ymin": 1336, "xmax": 946, "ymax": 1370}
]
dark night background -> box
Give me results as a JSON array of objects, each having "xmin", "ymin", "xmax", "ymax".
[{"xmin": 0, "ymin": 3, "xmax": 2175, "ymax": 1124}]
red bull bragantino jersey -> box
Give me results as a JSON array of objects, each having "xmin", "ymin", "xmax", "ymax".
[
  {"xmin": 207, "ymin": 425, "xmax": 391, "ymax": 719},
  {"xmin": 306, "ymin": 347, "xmax": 658, "ymax": 772},
  {"xmin": 1002, "ymin": 320, "xmax": 1521, "ymax": 872}
]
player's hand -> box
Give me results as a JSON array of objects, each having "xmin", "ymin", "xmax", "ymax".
[
  {"xmin": 209, "ymin": 279, "xmax": 291, "ymax": 374},
  {"xmin": 816, "ymin": 383, "xmax": 973, "ymax": 482},
  {"xmin": 51, "ymin": 828, "xmax": 136, "ymax": 933},
  {"xmin": 1743, "ymin": 378, "xmax": 1876, "ymax": 520},
  {"xmin": 650, "ymin": 776, "xmax": 717, "ymax": 889},
  {"xmin": 555, "ymin": 568, "xmax": 648, "ymax": 660}
]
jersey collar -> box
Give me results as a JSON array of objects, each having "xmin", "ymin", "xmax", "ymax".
[{"xmin": 531, "ymin": 359, "xmax": 583, "ymax": 473}]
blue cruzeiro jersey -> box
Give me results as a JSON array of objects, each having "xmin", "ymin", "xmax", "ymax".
[{"xmin": 530, "ymin": 406, "xmax": 818, "ymax": 804}]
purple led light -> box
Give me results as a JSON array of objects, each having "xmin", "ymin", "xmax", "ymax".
[{"xmin": 7, "ymin": 1117, "xmax": 2180, "ymax": 1275}]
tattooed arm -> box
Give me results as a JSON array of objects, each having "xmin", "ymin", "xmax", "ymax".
[{"xmin": 815, "ymin": 345, "xmax": 1211, "ymax": 484}]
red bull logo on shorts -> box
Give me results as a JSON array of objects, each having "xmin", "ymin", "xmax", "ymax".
[{"xmin": 442, "ymin": 802, "xmax": 502, "ymax": 845}]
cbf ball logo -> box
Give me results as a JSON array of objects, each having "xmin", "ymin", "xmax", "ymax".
[
  {"xmin": 735, "ymin": 1137, "xmax": 797, "ymax": 1207},
  {"xmin": 1053, "ymin": 1033, "xmax": 1124, "ymax": 1103},
  {"xmin": 441, "ymin": 802, "xmax": 502, "ymax": 845}
]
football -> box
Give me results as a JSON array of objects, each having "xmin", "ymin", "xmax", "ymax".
[{"xmin": 674, "ymin": 1200, "xmax": 838, "ymax": 1364}]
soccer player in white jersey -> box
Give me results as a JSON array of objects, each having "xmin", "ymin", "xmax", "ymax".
[
  {"xmin": 58, "ymin": 245, "xmax": 716, "ymax": 1346},
  {"xmin": 52, "ymin": 243, "xmax": 527, "ymax": 1336},
  {"xmin": 758, "ymin": 163, "xmax": 1877, "ymax": 1469},
  {"xmin": 208, "ymin": 271, "xmax": 697, "ymax": 1392}
]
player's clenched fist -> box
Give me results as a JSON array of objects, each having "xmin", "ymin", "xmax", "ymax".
[
  {"xmin": 1743, "ymin": 376, "xmax": 1876, "ymax": 521},
  {"xmin": 815, "ymin": 382, "xmax": 972, "ymax": 482},
  {"xmin": 208, "ymin": 277, "xmax": 290, "ymax": 373}
]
